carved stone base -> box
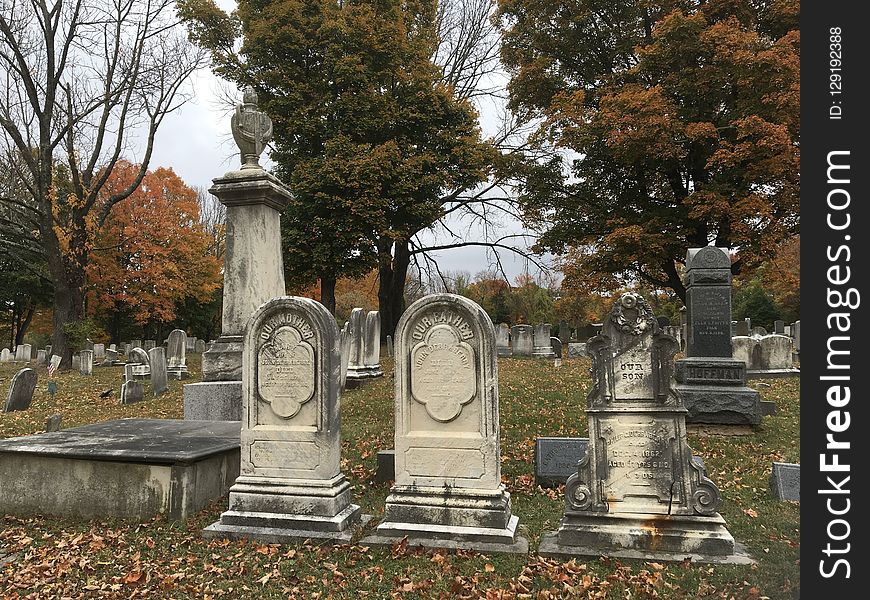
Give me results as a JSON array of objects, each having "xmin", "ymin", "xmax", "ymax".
[
  {"xmin": 532, "ymin": 347, "xmax": 556, "ymax": 358},
  {"xmin": 496, "ymin": 348, "xmax": 512, "ymax": 358},
  {"xmin": 676, "ymin": 385, "xmax": 765, "ymax": 425},
  {"xmin": 364, "ymin": 485, "xmax": 526, "ymax": 554},
  {"xmin": 541, "ymin": 512, "xmax": 750, "ymax": 563},
  {"xmin": 345, "ymin": 365, "xmax": 383, "ymax": 380},
  {"xmin": 205, "ymin": 474, "xmax": 362, "ymax": 543},
  {"xmin": 201, "ymin": 336, "xmax": 243, "ymax": 381},
  {"xmin": 183, "ymin": 381, "xmax": 242, "ymax": 421},
  {"xmin": 167, "ymin": 367, "xmax": 190, "ymax": 380}
]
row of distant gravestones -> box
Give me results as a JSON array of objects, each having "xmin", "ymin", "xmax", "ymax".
[{"xmin": 1, "ymin": 329, "xmax": 204, "ymax": 412}]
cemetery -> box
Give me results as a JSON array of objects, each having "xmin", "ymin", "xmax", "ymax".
[{"xmin": 0, "ymin": 0, "xmax": 801, "ymax": 597}]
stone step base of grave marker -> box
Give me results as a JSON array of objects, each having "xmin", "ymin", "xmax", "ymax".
[
  {"xmin": 676, "ymin": 385, "xmax": 767, "ymax": 425},
  {"xmin": 363, "ymin": 486, "xmax": 528, "ymax": 554},
  {"xmin": 167, "ymin": 366, "xmax": 190, "ymax": 380},
  {"xmin": 539, "ymin": 512, "xmax": 754, "ymax": 565},
  {"xmin": 746, "ymin": 367, "xmax": 801, "ymax": 379},
  {"xmin": 345, "ymin": 365, "xmax": 384, "ymax": 380},
  {"xmin": 496, "ymin": 348, "xmax": 512, "ymax": 358},
  {"xmin": 532, "ymin": 348, "xmax": 556, "ymax": 358},
  {"xmin": 0, "ymin": 419, "xmax": 240, "ymax": 521},
  {"xmin": 183, "ymin": 381, "xmax": 242, "ymax": 421},
  {"xmin": 204, "ymin": 507, "xmax": 370, "ymax": 544}
]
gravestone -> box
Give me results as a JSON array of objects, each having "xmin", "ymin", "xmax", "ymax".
[
  {"xmin": 79, "ymin": 350, "xmax": 94, "ymax": 376},
  {"xmin": 551, "ymin": 337, "xmax": 563, "ymax": 359},
  {"xmin": 559, "ymin": 321, "xmax": 571, "ymax": 345},
  {"xmin": 773, "ymin": 320, "xmax": 785, "ymax": 334},
  {"xmin": 44, "ymin": 414, "xmax": 62, "ymax": 432},
  {"xmin": 45, "ymin": 345, "xmax": 51, "ymax": 357},
  {"xmin": 93, "ymin": 344, "xmax": 105, "ymax": 361},
  {"xmin": 72, "ymin": 355, "xmax": 81, "ymax": 371},
  {"xmin": 751, "ymin": 326, "xmax": 768, "ymax": 337},
  {"xmin": 386, "ymin": 334, "xmax": 394, "ymax": 358},
  {"xmin": 85, "ymin": 339, "xmax": 94, "ymax": 351},
  {"xmin": 510, "ymin": 325, "xmax": 533, "ymax": 357},
  {"xmin": 128, "ymin": 348, "xmax": 151, "ymax": 379},
  {"xmin": 532, "ymin": 324, "xmax": 556, "ymax": 358},
  {"xmin": 204, "ymin": 296, "xmax": 363, "ymax": 543},
  {"xmin": 131, "ymin": 339, "xmax": 142, "ymax": 351},
  {"xmin": 102, "ymin": 349, "xmax": 119, "ymax": 366},
  {"xmin": 539, "ymin": 292, "xmax": 745, "ymax": 563},
  {"xmin": 657, "ymin": 315, "xmax": 671, "ymax": 328},
  {"xmin": 120, "ymin": 365, "xmax": 145, "ymax": 404},
  {"xmin": 36, "ymin": 350, "xmax": 46, "ymax": 365},
  {"xmin": 109, "ymin": 344, "xmax": 117, "ymax": 352},
  {"xmin": 195, "ymin": 339, "xmax": 206, "ymax": 353},
  {"xmin": 535, "ymin": 437, "xmax": 588, "ymax": 486},
  {"xmin": 769, "ymin": 462, "xmax": 800, "ymax": 501},
  {"xmin": 123, "ymin": 343, "xmax": 133, "ymax": 355},
  {"xmin": 363, "ymin": 294, "xmax": 526, "ymax": 553},
  {"xmin": 4, "ymin": 368, "xmax": 38, "ymax": 412},
  {"xmin": 793, "ymin": 321, "xmax": 800, "ymax": 353},
  {"xmin": 186, "ymin": 336, "xmax": 196, "ymax": 352},
  {"xmin": 345, "ymin": 308, "xmax": 372, "ymax": 383},
  {"xmin": 0, "ymin": 348, "xmax": 10, "ymax": 363},
  {"xmin": 784, "ymin": 325, "xmax": 791, "ymax": 336},
  {"xmin": 675, "ymin": 247, "xmax": 766, "ymax": 424},
  {"xmin": 375, "ymin": 449, "xmax": 396, "ymax": 483},
  {"xmin": 149, "ymin": 347, "xmax": 169, "ymax": 396},
  {"xmin": 167, "ymin": 329, "xmax": 190, "ymax": 380},
  {"xmin": 189, "ymin": 88, "xmax": 292, "ymax": 422},
  {"xmin": 567, "ymin": 343, "xmax": 587, "ymax": 358},
  {"xmin": 362, "ymin": 311, "xmax": 384, "ymax": 378},
  {"xmin": 576, "ymin": 324, "xmax": 600, "ymax": 342},
  {"xmin": 339, "ymin": 322, "xmax": 351, "ymax": 390},
  {"xmin": 496, "ymin": 323, "xmax": 512, "ymax": 357},
  {"xmin": 732, "ymin": 335, "xmax": 798, "ymax": 378},
  {"xmin": 15, "ymin": 344, "xmax": 31, "ymax": 362},
  {"xmin": 48, "ymin": 355, "xmax": 62, "ymax": 374},
  {"xmin": 143, "ymin": 340, "xmax": 156, "ymax": 351}
]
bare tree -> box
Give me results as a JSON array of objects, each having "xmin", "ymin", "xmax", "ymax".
[
  {"xmin": 196, "ymin": 185, "xmax": 226, "ymax": 259},
  {"xmin": 0, "ymin": 0, "xmax": 205, "ymax": 365}
]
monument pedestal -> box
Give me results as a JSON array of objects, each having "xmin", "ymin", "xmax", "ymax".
[
  {"xmin": 183, "ymin": 381, "xmax": 242, "ymax": 421},
  {"xmin": 204, "ymin": 474, "xmax": 364, "ymax": 543},
  {"xmin": 674, "ymin": 357, "xmax": 768, "ymax": 425},
  {"xmin": 364, "ymin": 485, "xmax": 527, "ymax": 553}
]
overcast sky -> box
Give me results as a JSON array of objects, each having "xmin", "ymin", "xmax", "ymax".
[{"xmin": 145, "ymin": 2, "xmax": 551, "ymax": 286}]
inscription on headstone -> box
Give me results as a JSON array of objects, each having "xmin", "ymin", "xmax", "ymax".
[
  {"xmin": 4, "ymin": 368, "xmax": 38, "ymax": 412},
  {"xmin": 535, "ymin": 437, "xmax": 588, "ymax": 486}
]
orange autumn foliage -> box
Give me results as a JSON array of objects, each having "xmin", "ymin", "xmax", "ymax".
[{"xmin": 86, "ymin": 162, "xmax": 222, "ymax": 325}]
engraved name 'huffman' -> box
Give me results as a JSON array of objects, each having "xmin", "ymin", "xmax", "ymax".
[
  {"xmin": 410, "ymin": 324, "xmax": 476, "ymax": 422},
  {"xmin": 258, "ymin": 325, "xmax": 315, "ymax": 418}
]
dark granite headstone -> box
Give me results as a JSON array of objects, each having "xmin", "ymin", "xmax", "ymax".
[
  {"xmin": 773, "ymin": 320, "xmax": 785, "ymax": 334},
  {"xmin": 769, "ymin": 462, "xmax": 799, "ymax": 501},
  {"xmin": 559, "ymin": 321, "xmax": 570, "ymax": 345},
  {"xmin": 550, "ymin": 337, "xmax": 563, "ymax": 359},
  {"xmin": 684, "ymin": 247, "xmax": 732, "ymax": 358},
  {"xmin": 535, "ymin": 437, "xmax": 588, "ymax": 486},
  {"xmin": 375, "ymin": 449, "xmax": 396, "ymax": 483},
  {"xmin": 656, "ymin": 315, "xmax": 671, "ymax": 328}
]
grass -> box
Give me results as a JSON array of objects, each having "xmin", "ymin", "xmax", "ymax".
[{"xmin": 0, "ymin": 354, "xmax": 799, "ymax": 599}]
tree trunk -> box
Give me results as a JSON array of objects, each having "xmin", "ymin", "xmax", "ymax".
[
  {"xmin": 377, "ymin": 236, "xmax": 411, "ymax": 340},
  {"xmin": 14, "ymin": 304, "xmax": 35, "ymax": 346},
  {"xmin": 44, "ymin": 230, "xmax": 87, "ymax": 369},
  {"xmin": 320, "ymin": 276, "xmax": 337, "ymax": 314}
]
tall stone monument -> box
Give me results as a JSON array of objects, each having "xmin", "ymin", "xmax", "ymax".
[
  {"xmin": 185, "ymin": 87, "xmax": 291, "ymax": 421},
  {"xmin": 674, "ymin": 247, "xmax": 767, "ymax": 424},
  {"xmin": 539, "ymin": 293, "xmax": 747, "ymax": 563},
  {"xmin": 362, "ymin": 294, "xmax": 527, "ymax": 553},
  {"xmin": 204, "ymin": 297, "xmax": 364, "ymax": 543}
]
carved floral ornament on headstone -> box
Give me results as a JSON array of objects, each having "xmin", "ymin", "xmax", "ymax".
[{"xmin": 257, "ymin": 321, "xmax": 316, "ymax": 419}]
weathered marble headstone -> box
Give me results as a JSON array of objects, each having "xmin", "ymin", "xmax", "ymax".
[
  {"xmin": 93, "ymin": 344, "xmax": 105, "ymax": 361},
  {"xmin": 45, "ymin": 345, "xmax": 51, "ymax": 357},
  {"xmin": 532, "ymin": 324, "xmax": 556, "ymax": 358},
  {"xmin": 363, "ymin": 294, "xmax": 526, "ymax": 553},
  {"xmin": 732, "ymin": 334, "xmax": 798, "ymax": 378},
  {"xmin": 36, "ymin": 350, "xmax": 46, "ymax": 364},
  {"xmin": 540, "ymin": 293, "xmax": 743, "ymax": 563},
  {"xmin": 784, "ymin": 325, "xmax": 791, "ymax": 336},
  {"xmin": 559, "ymin": 321, "xmax": 571, "ymax": 345},
  {"xmin": 386, "ymin": 334, "xmax": 394, "ymax": 358},
  {"xmin": 750, "ymin": 326, "xmax": 768, "ymax": 337},
  {"xmin": 85, "ymin": 338, "xmax": 94, "ymax": 351},
  {"xmin": 496, "ymin": 323, "xmax": 512, "ymax": 357},
  {"xmin": 186, "ymin": 336, "xmax": 196, "ymax": 352},
  {"xmin": 550, "ymin": 337, "xmax": 563, "ymax": 359},
  {"xmin": 510, "ymin": 325, "xmax": 533, "ymax": 357},
  {"xmin": 128, "ymin": 347, "xmax": 151, "ymax": 379},
  {"xmin": 773, "ymin": 320, "xmax": 785, "ymax": 334},
  {"xmin": 204, "ymin": 296, "xmax": 363, "ymax": 543},
  {"xmin": 120, "ymin": 365, "xmax": 145, "ymax": 404},
  {"xmin": 102, "ymin": 349, "xmax": 119, "ymax": 366},
  {"xmin": 109, "ymin": 344, "xmax": 117, "ymax": 352},
  {"xmin": 345, "ymin": 308, "xmax": 372, "ymax": 383},
  {"xmin": 535, "ymin": 437, "xmax": 588, "ymax": 486},
  {"xmin": 362, "ymin": 310, "xmax": 383, "ymax": 378},
  {"xmin": 675, "ymin": 247, "xmax": 766, "ymax": 424},
  {"xmin": 143, "ymin": 339, "xmax": 156, "ymax": 351},
  {"xmin": 339, "ymin": 321, "xmax": 351, "ymax": 389},
  {"xmin": 123, "ymin": 343, "xmax": 133, "ymax": 355},
  {"xmin": 48, "ymin": 355, "xmax": 61, "ymax": 373},
  {"xmin": 72, "ymin": 355, "xmax": 80, "ymax": 371},
  {"xmin": 44, "ymin": 414, "xmax": 62, "ymax": 432},
  {"xmin": 793, "ymin": 320, "xmax": 800, "ymax": 353},
  {"xmin": 0, "ymin": 348, "xmax": 10, "ymax": 363},
  {"xmin": 4, "ymin": 368, "xmax": 38, "ymax": 412},
  {"xmin": 567, "ymin": 343, "xmax": 587, "ymax": 358},
  {"xmin": 769, "ymin": 462, "xmax": 800, "ymax": 501},
  {"xmin": 79, "ymin": 350, "xmax": 94, "ymax": 376},
  {"xmin": 195, "ymin": 339, "xmax": 206, "ymax": 353},
  {"xmin": 166, "ymin": 329, "xmax": 190, "ymax": 380},
  {"xmin": 15, "ymin": 344, "xmax": 31, "ymax": 362},
  {"xmin": 131, "ymin": 339, "xmax": 142, "ymax": 351},
  {"xmin": 149, "ymin": 347, "xmax": 169, "ymax": 395}
]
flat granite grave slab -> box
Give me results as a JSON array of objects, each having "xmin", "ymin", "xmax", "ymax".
[{"xmin": 0, "ymin": 419, "xmax": 240, "ymax": 521}]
